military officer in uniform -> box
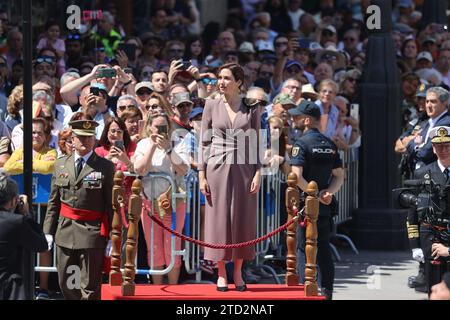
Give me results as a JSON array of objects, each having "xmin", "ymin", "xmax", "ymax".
[
  {"xmin": 43, "ymin": 120, "xmax": 115, "ymax": 300},
  {"xmin": 289, "ymin": 101, "xmax": 344, "ymax": 300},
  {"xmin": 410, "ymin": 126, "xmax": 450, "ymax": 295}
]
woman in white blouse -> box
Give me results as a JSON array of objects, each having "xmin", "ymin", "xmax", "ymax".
[{"xmin": 134, "ymin": 112, "xmax": 189, "ymax": 285}]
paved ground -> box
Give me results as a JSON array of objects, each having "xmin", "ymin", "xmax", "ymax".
[{"xmin": 333, "ymin": 248, "xmax": 428, "ymax": 300}]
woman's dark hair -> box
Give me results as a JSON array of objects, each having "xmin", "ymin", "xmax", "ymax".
[
  {"xmin": 183, "ymin": 36, "xmax": 205, "ymax": 62},
  {"xmin": 99, "ymin": 117, "xmax": 131, "ymax": 149},
  {"xmin": 218, "ymin": 63, "xmax": 245, "ymax": 91},
  {"xmin": 201, "ymin": 21, "xmax": 221, "ymax": 57}
]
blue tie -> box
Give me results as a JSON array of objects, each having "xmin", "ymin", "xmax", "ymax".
[{"xmin": 76, "ymin": 158, "xmax": 84, "ymax": 178}]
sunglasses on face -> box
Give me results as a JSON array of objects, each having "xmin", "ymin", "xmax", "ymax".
[
  {"xmin": 286, "ymin": 67, "xmax": 301, "ymax": 74},
  {"xmin": 260, "ymin": 71, "xmax": 273, "ymax": 78},
  {"xmin": 177, "ymin": 103, "xmax": 192, "ymax": 109},
  {"xmin": 93, "ymin": 47, "xmax": 105, "ymax": 52},
  {"xmin": 347, "ymin": 77, "xmax": 357, "ymax": 83},
  {"xmin": 137, "ymin": 89, "xmax": 152, "ymax": 96},
  {"xmin": 118, "ymin": 104, "xmax": 136, "ymax": 111},
  {"xmin": 36, "ymin": 56, "xmax": 56, "ymax": 64},
  {"xmin": 145, "ymin": 104, "xmax": 160, "ymax": 110},
  {"xmin": 324, "ymin": 54, "xmax": 338, "ymax": 61},
  {"xmin": 243, "ymin": 98, "xmax": 268, "ymax": 108},
  {"xmin": 67, "ymin": 34, "xmax": 81, "ymax": 40},
  {"xmin": 201, "ymin": 78, "xmax": 217, "ymax": 85},
  {"xmin": 322, "ymin": 30, "xmax": 334, "ymax": 37}
]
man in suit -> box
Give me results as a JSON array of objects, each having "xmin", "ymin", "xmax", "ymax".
[
  {"xmin": 406, "ymin": 86, "xmax": 450, "ymax": 170},
  {"xmin": 411, "ymin": 125, "xmax": 450, "ymax": 295},
  {"xmin": 404, "ymin": 87, "xmax": 450, "ymax": 291},
  {"xmin": 43, "ymin": 120, "xmax": 114, "ymax": 300},
  {"xmin": 0, "ymin": 171, "xmax": 47, "ymax": 300}
]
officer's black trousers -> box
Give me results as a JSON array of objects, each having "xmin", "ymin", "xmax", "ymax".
[
  {"xmin": 297, "ymin": 216, "xmax": 334, "ymax": 291},
  {"xmin": 420, "ymin": 225, "xmax": 450, "ymax": 294}
]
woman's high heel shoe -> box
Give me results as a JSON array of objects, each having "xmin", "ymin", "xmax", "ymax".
[
  {"xmin": 235, "ymin": 284, "xmax": 247, "ymax": 292},
  {"xmin": 216, "ymin": 285, "xmax": 229, "ymax": 292}
]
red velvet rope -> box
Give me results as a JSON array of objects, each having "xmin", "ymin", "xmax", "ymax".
[{"xmin": 145, "ymin": 206, "xmax": 300, "ymax": 249}]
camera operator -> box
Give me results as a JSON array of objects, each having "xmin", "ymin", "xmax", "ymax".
[
  {"xmin": 0, "ymin": 170, "xmax": 48, "ymax": 300},
  {"xmin": 411, "ymin": 125, "xmax": 450, "ymax": 295}
]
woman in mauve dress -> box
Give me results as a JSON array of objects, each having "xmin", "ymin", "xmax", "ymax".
[{"xmin": 198, "ymin": 63, "xmax": 261, "ymax": 292}]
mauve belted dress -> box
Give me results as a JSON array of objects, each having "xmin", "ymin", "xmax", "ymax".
[{"xmin": 198, "ymin": 97, "xmax": 261, "ymax": 262}]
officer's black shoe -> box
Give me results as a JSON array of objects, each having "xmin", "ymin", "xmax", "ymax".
[
  {"xmin": 414, "ymin": 285, "xmax": 428, "ymax": 294},
  {"xmin": 321, "ymin": 288, "xmax": 333, "ymax": 300},
  {"xmin": 408, "ymin": 275, "xmax": 426, "ymax": 288}
]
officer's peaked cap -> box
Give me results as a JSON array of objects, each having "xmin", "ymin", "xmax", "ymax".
[{"xmin": 289, "ymin": 100, "xmax": 321, "ymax": 120}]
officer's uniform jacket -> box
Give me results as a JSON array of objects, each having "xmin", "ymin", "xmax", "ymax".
[
  {"xmin": 290, "ymin": 128, "xmax": 342, "ymax": 217},
  {"xmin": 43, "ymin": 152, "xmax": 114, "ymax": 249}
]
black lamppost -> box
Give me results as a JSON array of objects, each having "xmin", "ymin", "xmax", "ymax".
[
  {"xmin": 22, "ymin": 0, "xmax": 34, "ymax": 299},
  {"xmin": 353, "ymin": 0, "xmax": 406, "ymax": 249}
]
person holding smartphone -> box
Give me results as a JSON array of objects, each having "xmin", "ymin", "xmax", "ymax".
[
  {"xmin": 134, "ymin": 112, "xmax": 190, "ymax": 285},
  {"xmin": 95, "ymin": 117, "xmax": 136, "ymax": 174},
  {"xmin": 0, "ymin": 171, "xmax": 48, "ymax": 300}
]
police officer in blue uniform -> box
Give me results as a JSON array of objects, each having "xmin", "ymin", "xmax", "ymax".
[{"xmin": 289, "ymin": 100, "xmax": 344, "ymax": 300}]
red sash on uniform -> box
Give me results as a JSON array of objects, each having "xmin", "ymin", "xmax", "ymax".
[{"xmin": 60, "ymin": 203, "xmax": 109, "ymax": 237}]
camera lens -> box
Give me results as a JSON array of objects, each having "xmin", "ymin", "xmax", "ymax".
[{"xmin": 399, "ymin": 191, "xmax": 418, "ymax": 208}]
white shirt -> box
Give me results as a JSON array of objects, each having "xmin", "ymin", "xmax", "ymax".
[
  {"xmin": 425, "ymin": 110, "xmax": 448, "ymax": 143},
  {"xmin": 134, "ymin": 137, "xmax": 190, "ymax": 199},
  {"xmin": 74, "ymin": 150, "xmax": 93, "ymax": 172},
  {"xmin": 437, "ymin": 160, "xmax": 450, "ymax": 177},
  {"xmin": 288, "ymin": 8, "xmax": 305, "ymax": 31}
]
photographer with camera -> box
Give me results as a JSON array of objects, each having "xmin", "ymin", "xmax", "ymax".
[{"xmin": 0, "ymin": 170, "xmax": 48, "ymax": 300}]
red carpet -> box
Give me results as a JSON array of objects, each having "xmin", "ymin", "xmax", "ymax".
[{"xmin": 101, "ymin": 284, "xmax": 325, "ymax": 300}]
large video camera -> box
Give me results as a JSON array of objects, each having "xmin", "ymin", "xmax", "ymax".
[{"xmin": 393, "ymin": 172, "xmax": 450, "ymax": 245}]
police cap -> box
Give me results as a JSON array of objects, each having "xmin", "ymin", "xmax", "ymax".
[
  {"xmin": 288, "ymin": 100, "xmax": 321, "ymax": 120},
  {"xmin": 416, "ymin": 83, "xmax": 432, "ymax": 98},
  {"xmin": 430, "ymin": 126, "xmax": 450, "ymax": 144},
  {"xmin": 69, "ymin": 120, "xmax": 99, "ymax": 137}
]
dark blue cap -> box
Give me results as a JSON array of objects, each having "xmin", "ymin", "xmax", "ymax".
[
  {"xmin": 189, "ymin": 107, "xmax": 204, "ymax": 120},
  {"xmin": 289, "ymin": 100, "xmax": 321, "ymax": 120}
]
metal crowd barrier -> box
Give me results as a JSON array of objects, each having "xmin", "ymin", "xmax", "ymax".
[
  {"xmin": 183, "ymin": 170, "xmax": 204, "ymax": 282},
  {"xmin": 331, "ymin": 148, "xmax": 360, "ymax": 261},
  {"xmin": 130, "ymin": 172, "xmax": 187, "ymax": 277},
  {"xmin": 28, "ymin": 149, "xmax": 361, "ymax": 277},
  {"xmin": 253, "ymin": 168, "xmax": 286, "ymax": 283}
]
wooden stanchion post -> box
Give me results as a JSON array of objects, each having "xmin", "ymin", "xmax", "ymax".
[
  {"xmin": 304, "ymin": 181, "xmax": 319, "ymax": 296},
  {"xmin": 109, "ymin": 171, "xmax": 124, "ymax": 286},
  {"xmin": 121, "ymin": 178, "xmax": 142, "ymax": 296},
  {"xmin": 285, "ymin": 172, "xmax": 300, "ymax": 286}
]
